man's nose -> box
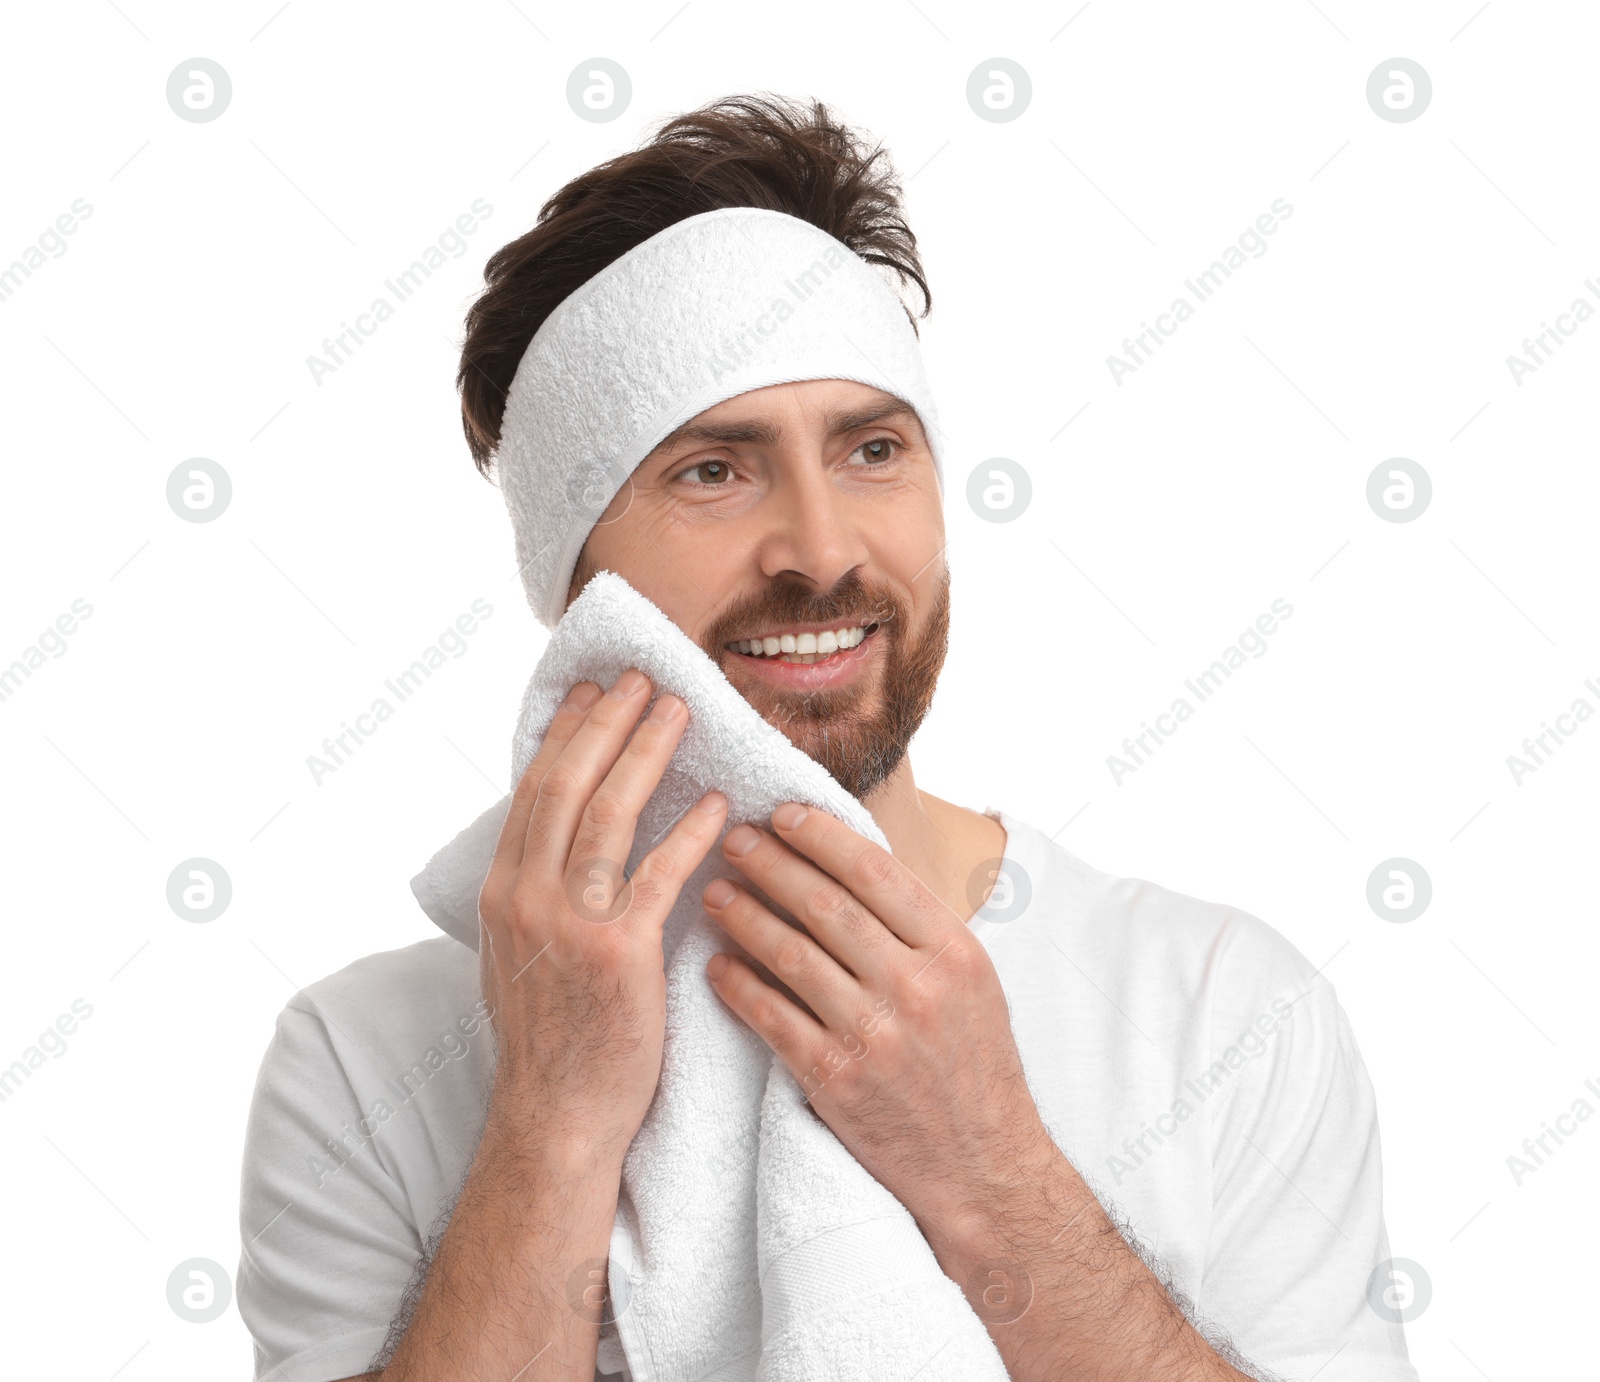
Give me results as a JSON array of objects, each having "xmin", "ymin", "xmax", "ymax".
[{"xmin": 755, "ymin": 460, "xmax": 869, "ymax": 593}]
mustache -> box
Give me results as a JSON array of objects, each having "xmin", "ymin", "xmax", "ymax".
[{"xmin": 701, "ymin": 571, "xmax": 904, "ymax": 649}]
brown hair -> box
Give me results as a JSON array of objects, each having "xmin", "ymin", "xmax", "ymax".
[{"xmin": 456, "ymin": 93, "xmax": 931, "ymax": 479}]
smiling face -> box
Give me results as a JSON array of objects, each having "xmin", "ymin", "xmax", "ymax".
[{"xmin": 567, "ymin": 378, "xmax": 950, "ymax": 801}]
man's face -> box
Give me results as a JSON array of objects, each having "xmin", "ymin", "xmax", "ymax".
[{"xmin": 568, "ymin": 379, "xmax": 949, "ymax": 801}]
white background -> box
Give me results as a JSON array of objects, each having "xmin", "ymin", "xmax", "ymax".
[{"xmin": 2, "ymin": 1, "xmax": 1594, "ymax": 1378}]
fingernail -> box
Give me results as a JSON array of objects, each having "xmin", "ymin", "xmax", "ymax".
[
  {"xmin": 708, "ymin": 952, "xmax": 730, "ymax": 980},
  {"xmin": 696, "ymin": 790, "xmax": 728, "ymax": 814},
  {"xmin": 648, "ymin": 693, "xmax": 684, "ymax": 723},
  {"xmin": 704, "ymin": 879, "xmax": 738, "ymax": 908},
  {"xmin": 725, "ymin": 825, "xmax": 761, "ymax": 857},
  {"xmin": 611, "ymin": 668, "xmax": 648, "ymax": 698},
  {"xmin": 772, "ymin": 802, "xmax": 808, "ymax": 831},
  {"xmin": 562, "ymin": 682, "xmax": 602, "ymax": 712}
]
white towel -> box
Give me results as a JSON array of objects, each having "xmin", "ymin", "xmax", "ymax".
[{"xmin": 411, "ymin": 570, "xmax": 1009, "ymax": 1381}]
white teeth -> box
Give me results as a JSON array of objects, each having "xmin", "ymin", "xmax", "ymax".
[{"xmin": 731, "ymin": 625, "xmax": 870, "ymax": 660}]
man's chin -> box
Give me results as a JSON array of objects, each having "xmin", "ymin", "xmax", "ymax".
[
  {"xmin": 767, "ymin": 692, "xmax": 906, "ymax": 801},
  {"xmin": 712, "ymin": 660, "xmax": 883, "ymax": 795}
]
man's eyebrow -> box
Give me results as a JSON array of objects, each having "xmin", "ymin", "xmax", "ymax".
[{"xmin": 645, "ymin": 398, "xmax": 920, "ymax": 460}]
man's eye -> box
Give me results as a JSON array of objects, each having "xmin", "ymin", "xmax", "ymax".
[
  {"xmin": 853, "ymin": 437, "xmax": 899, "ymax": 464},
  {"xmin": 681, "ymin": 459, "xmax": 732, "ymax": 485}
]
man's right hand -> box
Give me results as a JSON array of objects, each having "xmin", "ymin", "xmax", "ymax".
[
  {"xmin": 377, "ymin": 669, "xmax": 725, "ymax": 1381},
  {"xmin": 477, "ymin": 668, "xmax": 729, "ymax": 1170}
]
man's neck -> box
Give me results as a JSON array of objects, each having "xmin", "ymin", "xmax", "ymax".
[{"xmin": 862, "ymin": 757, "xmax": 1008, "ymax": 924}]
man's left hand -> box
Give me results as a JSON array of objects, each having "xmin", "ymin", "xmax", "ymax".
[{"xmin": 701, "ymin": 802, "xmax": 1055, "ymax": 1254}]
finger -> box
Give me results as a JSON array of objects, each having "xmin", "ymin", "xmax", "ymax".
[
  {"xmin": 702, "ymin": 878, "xmax": 865, "ymax": 1034},
  {"xmin": 705, "ymin": 952, "xmax": 835, "ymax": 1095},
  {"xmin": 488, "ymin": 681, "xmax": 604, "ymax": 877},
  {"xmin": 718, "ymin": 823, "xmax": 904, "ymax": 975},
  {"xmin": 763, "ymin": 806, "xmax": 949, "ymax": 949},
  {"xmin": 617, "ymin": 789, "xmax": 730, "ymax": 934},
  {"xmin": 567, "ymin": 691, "xmax": 694, "ymax": 893},
  {"xmin": 713, "ymin": 953, "xmax": 889, "ymax": 1119},
  {"xmin": 522, "ymin": 668, "xmax": 656, "ymax": 872}
]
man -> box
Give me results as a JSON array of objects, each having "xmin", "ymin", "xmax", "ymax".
[{"xmin": 238, "ymin": 95, "xmax": 1419, "ymax": 1381}]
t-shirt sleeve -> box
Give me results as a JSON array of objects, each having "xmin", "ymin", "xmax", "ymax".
[
  {"xmin": 1199, "ymin": 919, "xmax": 1420, "ymax": 1382},
  {"xmin": 237, "ymin": 995, "xmax": 619, "ymax": 1382},
  {"xmin": 237, "ymin": 997, "xmax": 421, "ymax": 1381}
]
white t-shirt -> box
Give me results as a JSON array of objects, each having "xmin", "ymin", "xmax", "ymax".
[{"xmin": 236, "ymin": 810, "xmax": 1419, "ymax": 1382}]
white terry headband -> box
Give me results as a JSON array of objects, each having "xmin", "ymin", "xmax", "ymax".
[{"xmin": 494, "ymin": 206, "xmax": 947, "ymax": 630}]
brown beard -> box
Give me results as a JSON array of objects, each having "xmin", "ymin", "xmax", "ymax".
[{"xmin": 697, "ymin": 567, "xmax": 951, "ymax": 801}]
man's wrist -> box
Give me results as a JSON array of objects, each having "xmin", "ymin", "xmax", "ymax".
[
  {"xmin": 925, "ymin": 1135, "xmax": 1256, "ymax": 1382},
  {"xmin": 920, "ymin": 1129, "xmax": 1081, "ymax": 1282},
  {"xmin": 479, "ymin": 1092, "xmax": 630, "ymax": 1190}
]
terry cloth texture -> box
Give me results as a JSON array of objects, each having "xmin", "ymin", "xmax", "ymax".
[{"xmin": 410, "ymin": 570, "xmax": 1010, "ymax": 1382}]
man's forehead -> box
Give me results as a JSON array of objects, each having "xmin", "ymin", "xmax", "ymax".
[{"xmin": 645, "ymin": 384, "xmax": 924, "ymax": 458}]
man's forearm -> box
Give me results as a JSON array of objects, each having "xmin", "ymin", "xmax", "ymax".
[
  {"xmin": 927, "ymin": 1138, "xmax": 1266, "ymax": 1382},
  {"xmin": 379, "ymin": 1110, "xmax": 623, "ymax": 1381}
]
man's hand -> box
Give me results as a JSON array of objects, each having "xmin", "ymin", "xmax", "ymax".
[
  {"xmin": 479, "ymin": 669, "xmax": 729, "ymax": 1167},
  {"xmin": 701, "ymin": 805, "xmax": 1264, "ymax": 1382},
  {"xmin": 378, "ymin": 670, "xmax": 728, "ymax": 1382},
  {"xmin": 699, "ymin": 802, "xmax": 1054, "ymax": 1246}
]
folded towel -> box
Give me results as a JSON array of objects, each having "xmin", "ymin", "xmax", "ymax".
[{"xmin": 412, "ymin": 570, "xmax": 1009, "ymax": 1381}]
